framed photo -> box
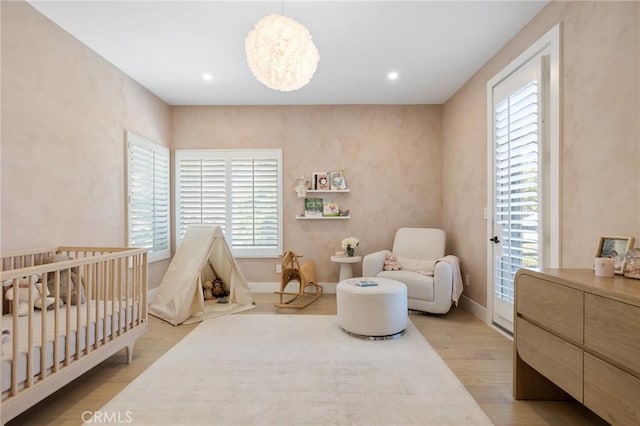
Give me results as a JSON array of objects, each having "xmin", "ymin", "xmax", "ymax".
[
  {"xmin": 595, "ymin": 236, "xmax": 636, "ymax": 274},
  {"xmin": 313, "ymin": 172, "xmax": 330, "ymax": 190},
  {"xmin": 304, "ymin": 198, "xmax": 323, "ymax": 217},
  {"xmin": 329, "ymin": 171, "xmax": 347, "ymax": 190},
  {"xmin": 322, "ymin": 199, "xmax": 339, "ymax": 216}
]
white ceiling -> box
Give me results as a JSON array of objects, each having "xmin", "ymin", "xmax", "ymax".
[{"xmin": 28, "ymin": 1, "xmax": 548, "ymax": 106}]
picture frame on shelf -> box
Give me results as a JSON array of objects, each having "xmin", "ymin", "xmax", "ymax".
[
  {"xmin": 329, "ymin": 171, "xmax": 347, "ymax": 190},
  {"xmin": 595, "ymin": 236, "xmax": 636, "ymax": 274},
  {"xmin": 313, "ymin": 172, "xmax": 330, "ymax": 190},
  {"xmin": 323, "ymin": 199, "xmax": 339, "ymax": 216},
  {"xmin": 304, "ymin": 198, "xmax": 324, "ymax": 217}
]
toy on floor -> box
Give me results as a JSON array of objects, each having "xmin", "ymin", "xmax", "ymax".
[
  {"xmin": 274, "ymin": 251, "xmax": 323, "ymax": 309},
  {"xmin": 211, "ymin": 278, "xmax": 227, "ymax": 298},
  {"xmin": 203, "ymin": 280, "xmax": 214, "ymax": 300}
]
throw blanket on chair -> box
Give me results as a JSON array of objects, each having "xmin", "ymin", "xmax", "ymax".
[{"xmin": 436, "ymin": 255, "xmax": 463, "ymax": 305}]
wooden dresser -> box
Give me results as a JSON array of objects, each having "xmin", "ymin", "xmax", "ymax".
[{"xmin": 514, "ymin": 269, "xmax": 640, "ymax": 425}]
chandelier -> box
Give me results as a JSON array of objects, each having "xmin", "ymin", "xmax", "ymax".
[{"xmin": 245, "ymin": 13, "xmax": 320, "ymax": 92}]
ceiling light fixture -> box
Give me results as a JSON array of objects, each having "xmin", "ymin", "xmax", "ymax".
[
  {"xmin": 388, "ymin": 71, "xmax": 399, "ymax": 81},
  {"xmin": 202, "ymin": 73, "xmax": 213, "ymax": 81},
  {"xmin": 245, "ymin": 2, "xmax": 319, "ymax": 92}
]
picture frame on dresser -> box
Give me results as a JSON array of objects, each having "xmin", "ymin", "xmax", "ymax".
[{"xmin": 595, "ymin": 236, "xmax": 636, "ymax": 274}]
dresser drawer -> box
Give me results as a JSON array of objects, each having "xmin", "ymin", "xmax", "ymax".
[
  {"xmin": 584, "ymin": 353, "xmax": 640, "ymax": 425},
  {"xmin": 516, "ymin": 317, "xmax": 583, "ymax": 401},
  {"xmin": 585, "ymin": 293, "xmax": 640, "ymax": 376},
  {"xmin": 516, "ymin": 274, "xmax": 583, "ymax": 344}
]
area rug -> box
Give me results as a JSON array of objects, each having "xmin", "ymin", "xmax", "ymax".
[{"xmin": 91, "ymin": 315, "xmax": 493, "ymax": 425}]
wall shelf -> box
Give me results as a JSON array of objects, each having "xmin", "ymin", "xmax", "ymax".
[{"xmin": 296, "ymin": 215, "xmax": 350, "ymax": 220}]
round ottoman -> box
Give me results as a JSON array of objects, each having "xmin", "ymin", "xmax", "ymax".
[{"xmin": 336, "ymin": 277, "xmax": 408, "ymax": 339}]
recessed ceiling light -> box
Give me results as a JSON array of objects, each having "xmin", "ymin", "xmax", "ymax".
[
  {"xmin": 387, "ymin": 71, "xmax": 399, "ymax": 81},
  {"xmin": 202, "ymin": 73, "xmax": 213, "ymax": 81}
]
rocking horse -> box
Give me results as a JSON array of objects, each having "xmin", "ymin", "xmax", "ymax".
[{"xmin": 274, "ymin": 251, "xmax": 323, "ymax": 309}]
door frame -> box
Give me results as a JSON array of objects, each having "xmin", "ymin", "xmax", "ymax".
[{"xmin": 485, "ymin": 24, "xmax": 562, "ymax": 328}]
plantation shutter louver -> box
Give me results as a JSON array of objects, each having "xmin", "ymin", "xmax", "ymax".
[
  {"xmin": 494, "ymin": 80, "xmax": 540, "ymax": 304},
  {"xmin": 127, "ymin": 132, "xmax": 170, "ymax": 262},
  {"xmin": 175, "ymin": 150, "xmax": 282, "ymax": 257}
]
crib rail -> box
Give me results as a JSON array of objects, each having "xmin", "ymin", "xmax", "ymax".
[{"xmin": 0, "ymin": 246, "xmax": 148, "ymax": 423}]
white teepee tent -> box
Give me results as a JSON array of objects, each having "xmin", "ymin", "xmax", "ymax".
[{"xmin": 149, "ymin": 226, "xmax": 254, "ymax": 325}]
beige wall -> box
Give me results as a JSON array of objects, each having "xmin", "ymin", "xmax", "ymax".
[
  {"xmin": 442, "ymin": 1, "xmax": 640, "ymax": 307},
  {"xmin": 171, "ymin": 105, "xmax": 443, "ymax": 283},
  {"xmin": 7, "ymin": 0, "xmax": 637, "ymax": 301},
  {"xmin": 1, "ymin": 1, "xmax": 172, "ymax": 286}
]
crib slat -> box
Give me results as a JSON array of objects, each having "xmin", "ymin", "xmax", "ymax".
[
  {"xmin": 142, "ymin": 252, "xmax": 148, "ymax": 321},
  {"xmin": 11, "ymin": 278, "xmax": 19, "ymax": 396},
  {"xmin": 64, "ymin": 267, "xmax": 71, "ymax": 367},
  {"xmin": 41, "ymin": 273, "xmax": 48, "ymax": 380},
  {"xmin": 103, "ymin": 259, "xmax": 108, "ymax": 345},
  {"xmin": 26, "ymin": 277, "xmax": 34, "ymax": 389},
  {"xmin": 110, "ymin": 258, "xmax": 116, "ymax": 339},
  {"xmin": 94, "ymin": 261, "xmax": 100, "ymax": 349},
  {"xmin": 117, "ymin": 257, "xmax": 123, "ymax": 336},
  {"xmin": 53, "ymin": 270, "xmax": 60, "ymax": 373},
  {"xmin": 86, "ymin": 262, "xmax": 93, "ymax": 355},
  {"xmin": 75, "ymin": 266, "xmax": 81, "ymax": 360}
]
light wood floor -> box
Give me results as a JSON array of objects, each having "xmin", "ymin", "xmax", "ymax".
[{"xmin": 8, "ymin": 294, "xmax": 606, "ymax": 425}]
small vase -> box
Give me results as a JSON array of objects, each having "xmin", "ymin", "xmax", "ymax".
[{"xmin": 346, "ymin": 246, "xmax": 355, "ymax": 257}]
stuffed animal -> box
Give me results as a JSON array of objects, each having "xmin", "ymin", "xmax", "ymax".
[
  {"xmin": 34, "ymin": 282, "xmax": 58, "ymax": 310},
  {"xmin": 45, "ymin": 253, "xmax": 86, "ymax": 305},
  {"xmin": 211, "ymin": 278, "xmax": 228, "ymax": 298},
  {"xmin": 4, "ymin": 275, "xmax": 41, "ymax": 316},
  {"xmin": 383, "ymin": 254, "xmax": 401, "ymax": 271},
  {"xmin": 202, "ymin": 280, "xmax": 214, "ymax": 300}
]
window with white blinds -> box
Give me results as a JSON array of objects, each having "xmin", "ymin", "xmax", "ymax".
[
  {"xmin": 175, "ymin": 149, "xmax": 282, "ymax": 257},
  {"xmin": 126, "ymin": 132, "xmax": 170, "ymax": 263},
  {"xmin": 494, "ymin": 80, "xmax": 540, "ymax": 303}
]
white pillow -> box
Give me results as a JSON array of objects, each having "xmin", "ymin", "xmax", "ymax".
[{"xmin": 396, "ymin": 257, "xmax": 435, "ymax": 273}]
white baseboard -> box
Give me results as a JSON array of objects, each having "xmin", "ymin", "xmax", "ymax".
[
  {"xmin": 248, "ymin": 281, "xmax": 337, "ymax": 294},
  {"xmin": 459, "ymin": 295, "xmax": 488, "ymax": 323}
]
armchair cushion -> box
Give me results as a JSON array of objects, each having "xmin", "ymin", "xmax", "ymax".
[
  {"xmin": 395, "ymin": 257, "xmax": 435, "ymax": 273},
  {"xmin": 377, "ymin": 270, "xmax": 434, "ymax": 302}
]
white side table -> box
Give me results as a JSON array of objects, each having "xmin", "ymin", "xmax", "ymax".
[{"xmin": 330, "ymin": 255, "xmax": 362, "ymax": 281}]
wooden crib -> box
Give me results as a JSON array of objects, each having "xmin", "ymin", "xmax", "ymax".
[{"xmin": 0, "ymin": 246, "xmax": 148, "ymax": 424}]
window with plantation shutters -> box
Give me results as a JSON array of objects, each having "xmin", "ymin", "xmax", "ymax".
[
  {"xmin": 175, "ymin": 149, "xmax": 282, "ymax": 257},
  {"xmin": 126, "ymin": 132, "xmax": 170, "ymax": 263},
  {"xmin": 494, "ymin": 79, "xmax": 540, "ymax": 304}
]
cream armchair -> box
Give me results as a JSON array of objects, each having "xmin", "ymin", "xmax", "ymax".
[{"xmin": 362, "ymin": 228, "xmax": 459, "ymax": 314}]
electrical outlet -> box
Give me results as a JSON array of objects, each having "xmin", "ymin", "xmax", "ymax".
[
  {"xmin": 275, "ymin": 264, "xmax": 282, "ymax": 274},
  {"xmin": 464, "ymin": 274, "xmax": 470, "ymax": 287}
]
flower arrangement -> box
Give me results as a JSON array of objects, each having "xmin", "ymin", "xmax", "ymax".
[
  {"xmin": 341, "ymin": 237, "xmax": 359, "ymax": 250},
  {"xmin": 341, "ymin": 237, "xmax": 359, "ymax": 257}
]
